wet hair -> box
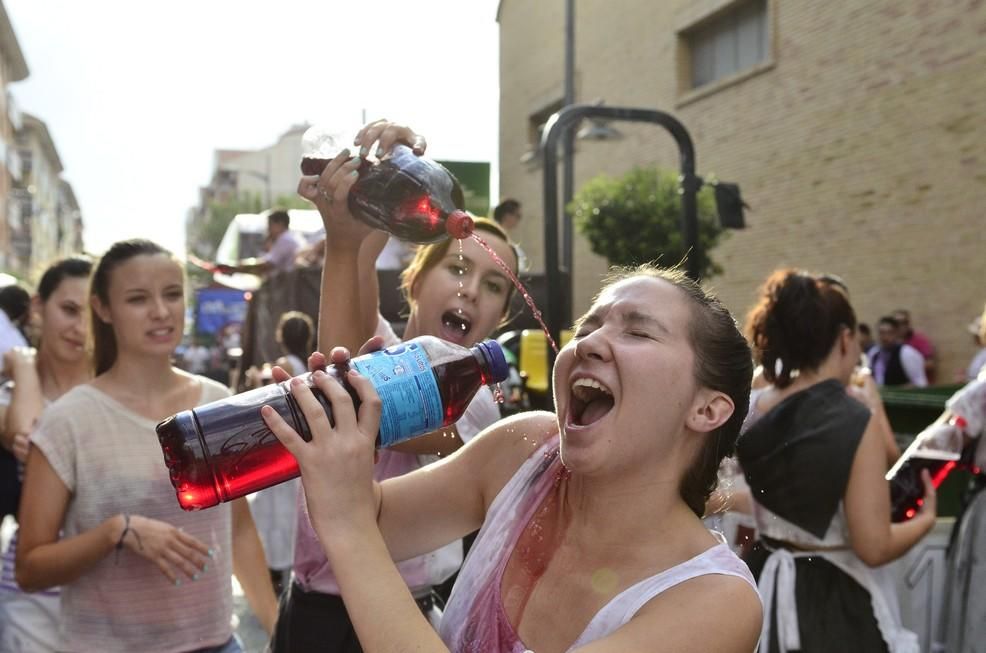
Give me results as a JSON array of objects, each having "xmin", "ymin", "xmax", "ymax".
[
  {"xmin": 595, "ymin": 264, "xmax": 753, "ymax": 518},
  {"xmin": 276, "ymin": 311, "xmax": 314, "ymax": 362},
  {"xmin": 38, "ymin": 256, "xmax": 94, "ymax": 303},
  {"xmin": 90, "ymin": 239, "xmax": 174, "ymax": 376},
  {"xmin": 268, "ymin": 209, "xmax": 290, "ymax": 228},
  {"xmin": 493, "ymin": 198, "xmax": 521, "ymax": 224},
  {"xmin": 744, "ymin": 268, "xmax": 856, "ymax": 389},
  {"xmin": 0, "ymin": 285, "xmax": 31, "ymax": 323},
  {"xmin": 399, "ymin": 217, "xmax": 519, "ymax": 323}
]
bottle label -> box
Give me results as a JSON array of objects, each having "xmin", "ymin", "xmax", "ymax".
[{"xmin": 352, "ymin": 342, "xmax": 443, "ymax": 447}]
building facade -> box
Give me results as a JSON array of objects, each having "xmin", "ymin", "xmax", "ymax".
[
  {"xmin": 14, "ymin": 112, "xmax": 68, "ymax": 276},
  {"xmin": 188, "ymin": 123, "xmax": 311, "ymax": 257},
  {"xmin": 0, "ymin": 0, "xmax": 28, "ymax": 275},
  {"xmin": 498, "ymin": 0, "xmax": 986, "ymax": 381}
]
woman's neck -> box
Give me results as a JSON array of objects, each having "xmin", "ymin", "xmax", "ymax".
[
  {"xmin": 783, "ymin": 354, "xmax": 846, "ymax": 394},
  {"xmin": 100, "ymin": 353, "xmax": 179, "ymax": 395},
  {"xmin": 563, "ymin": 455, "xmax": 711, "ymax": 554},
  {"xmin": 36, "ymin": 349, "xmax": 91, "ymax": 401}
]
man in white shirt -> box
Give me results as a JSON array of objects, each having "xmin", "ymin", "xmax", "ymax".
[
  {"xmin": 867, "ymin": 315, "xmax": 928, "ymax": 387},
  {"xmin": 219, "ymin": 210, "xmax": 303, "ymax": 277}
]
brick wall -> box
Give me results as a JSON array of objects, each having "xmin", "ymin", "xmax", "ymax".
[{"xmin": 498, "ymin": 0, "xmax": 986, "ymax": 381}]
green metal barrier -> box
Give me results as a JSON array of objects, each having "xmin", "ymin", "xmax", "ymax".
[{"xmin": 881, "ymin": 384, "xmax": 968, "ymax": 517}]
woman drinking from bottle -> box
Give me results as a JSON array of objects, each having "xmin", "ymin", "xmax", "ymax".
[
  {"xmin": 0, "ymin": 256, "xmax": 92, "ymax": 652},
  {"xmin": 265, "ymin": 263, "xmax": 763, "ymax": 652},
  {"xmin": 738, "ymin": 269, "xmax": 934, "ymax": 652},
  {"xmin": 16, "ymin": 239, "xmax": 278, "ymax": 652},
  {"xmin": 267, "ymin": 120, "xmax": 520, "ymax": 653}
]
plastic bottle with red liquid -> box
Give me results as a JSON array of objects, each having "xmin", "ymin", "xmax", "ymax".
[
  {"xmin": 157, "ymin": 336, "xmax": 508, "ymax": 511},
  {"xmin": 300, "ymin": 125, "xmax": 473, "ymax": 244},
  {"xmin": 887, "ymin": 415, "xmax": 975, "ymax": 522}
]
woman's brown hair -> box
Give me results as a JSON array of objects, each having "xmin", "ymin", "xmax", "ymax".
[
  {"xmin": 399, "ymin": 217, "xmax": 520, "ymax": 324},
  {"xmin": 89, "ymin": 239, "xmax": 174, "ymax": 376},
  {"xmin": 744, "ymin": 268, "xmax": 856, "ymax": 389}
]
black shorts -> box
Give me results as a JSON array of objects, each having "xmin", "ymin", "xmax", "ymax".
[{"xmin": 270, "ymin": 581, "xmax": 444, "ymax": 653}]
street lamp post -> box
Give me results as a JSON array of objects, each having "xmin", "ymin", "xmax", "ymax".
[{"xmin": 540, "ymin": 104, "xmax": 702, "ymax": 382}]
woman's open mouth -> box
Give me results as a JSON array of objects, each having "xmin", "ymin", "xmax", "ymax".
[
  {"xmin": 568, "ymin": 377, "xmax": 614, "ymax": 427},
  {"xmin": 441, "ymin": 310, "xmax": 472, "ymax": 340}
]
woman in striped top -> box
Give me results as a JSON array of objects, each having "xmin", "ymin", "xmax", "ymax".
[{"xmin": 16, "ymin": 240, "xmax": 278, "ymax": 653}]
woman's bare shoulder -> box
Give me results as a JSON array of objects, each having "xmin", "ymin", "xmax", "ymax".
[{"xmin": 592, "ymin": 573, "xmax": 761, "ymax": 653}]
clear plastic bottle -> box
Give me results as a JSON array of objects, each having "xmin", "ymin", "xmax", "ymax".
[
  {"xmin": 887, "ymin": 416, "xmax": 969, "ymax": 522},
  {"xmin": 157, "ymin": 337, "xmax": 507, "ymax": 510},
  {"xmin": 300, "ymin": 126, "xmax": 473, "ymax": 243}
]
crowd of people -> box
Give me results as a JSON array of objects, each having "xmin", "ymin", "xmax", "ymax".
[{"xmin": 0, "ymin": 120, "xmax": 983, "ymax": 652}]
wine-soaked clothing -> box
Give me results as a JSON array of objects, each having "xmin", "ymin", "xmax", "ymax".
[{"xmin": 439, "ymin": 435, "xmax": 758, "ymax": 652}]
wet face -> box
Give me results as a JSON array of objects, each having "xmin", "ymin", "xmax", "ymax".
[
  {"xmin": 410, "ymin": 233, "xmax": 517, "ymax": 347},
  {"xmin": 552, "ymin": 277, "xmax": 700, "ymax": 476},
  {"xmin": 38, "ymin": 276, "xmax": 88, "ymax": 364},
  {"xmin": 93, "ymin": 254, "xmax": 185, "ymax": 359}
]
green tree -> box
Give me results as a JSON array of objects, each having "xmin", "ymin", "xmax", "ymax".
[{"xmin": 570, "ymin": 167, "xmax": 726, "ymax": 277}]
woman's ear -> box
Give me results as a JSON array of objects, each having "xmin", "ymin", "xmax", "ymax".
[
  {"xmin": 90, "ymin": 295, "xmax": 111, "ymax": 325},
  {"xmin": 687, "ymin": 389, "xmax": 735, "ymax": 434},
  {"xmin": 840, "ymin": 325, "xmax": 855, "ymax": 356},
  {"xmin": 30, "ymin": 295, "xmax": 43, "ymax": 320}
]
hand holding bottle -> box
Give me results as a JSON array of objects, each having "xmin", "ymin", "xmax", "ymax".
[
  {"xmin": 298, "ymin": 149, "xmax": 371, "ymax": 246},
  {"xmin": 262, "ymin": 367, "xmax": 382, "ymax": 534},
  {"xmin": 847, "ymin": 367, "xmax": 883, "ymax": 413},
  {"xmin": 299, "ymin": 120, "xmax": 429, "ymax": 246},
  {"xmin": 913, "ymin": 469, "xmax": 937, "ymax": 526}
]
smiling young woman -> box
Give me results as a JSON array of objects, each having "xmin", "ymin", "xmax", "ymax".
[{"xmin": 0, "ymin": 256, "xmax": 92, "ymax": 652}]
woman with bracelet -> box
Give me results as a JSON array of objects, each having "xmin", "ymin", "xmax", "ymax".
[
  {"xmin": 0, "ymin": 257, "xmax": 92, "ymax": 652},
  {"xmin": 16, "ymin": 239, "xmax": 278, "ymax": 652}
]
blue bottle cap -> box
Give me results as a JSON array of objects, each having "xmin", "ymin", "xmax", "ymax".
[{"xmin": 475, "ymin": 340, "xmax": 509, "ymax": 383}]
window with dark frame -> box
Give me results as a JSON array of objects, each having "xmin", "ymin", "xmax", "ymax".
[
  {"xmin": 686, "ymin": 0, "xmax": 768, "ymax": 89},
  {"xmin": 523, "ymin": 99, "xmax": 566, "ymax": 161}
]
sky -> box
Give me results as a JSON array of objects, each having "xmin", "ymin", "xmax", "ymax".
[{"xmin": 6, "ymin": 0, "xmax": 501, "ymax": 257}]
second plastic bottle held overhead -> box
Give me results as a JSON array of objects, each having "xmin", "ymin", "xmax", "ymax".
[
  {"xmin": 300, "ymin": 125, "xmax": 474, "ymax": 244},
  {"xmin": 157, "ymin": 336, "xmax": 508, "ymax": 511}
]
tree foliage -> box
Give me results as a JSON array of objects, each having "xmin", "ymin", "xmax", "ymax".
[{"xmin": 571, "ymin": 167, "xmax": 726, "ymax": 277}]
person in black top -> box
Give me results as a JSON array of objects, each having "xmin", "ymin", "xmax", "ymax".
[{"xmin": 737, "ymin": 268, "xmax": 935, "ymax": 653}]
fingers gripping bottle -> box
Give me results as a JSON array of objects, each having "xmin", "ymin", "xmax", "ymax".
[
  {"xmin": 886, "ymin": 416, "xmax": 968, "ymax": 522},
  {"xmin": 300, "ymin": 125, "xmax": 474, "ymax": 244},
  {"xmin": 157, "ymin": 337, "xmax": 508, "ymax": 510},
  {"xmin": 886, "ymin": 376, "xmax": 986, "ymax": 522}
]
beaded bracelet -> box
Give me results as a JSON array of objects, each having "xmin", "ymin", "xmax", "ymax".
[{"xmin": 114, "ymin": 513, "xmax": 143, "ymax": 564}]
